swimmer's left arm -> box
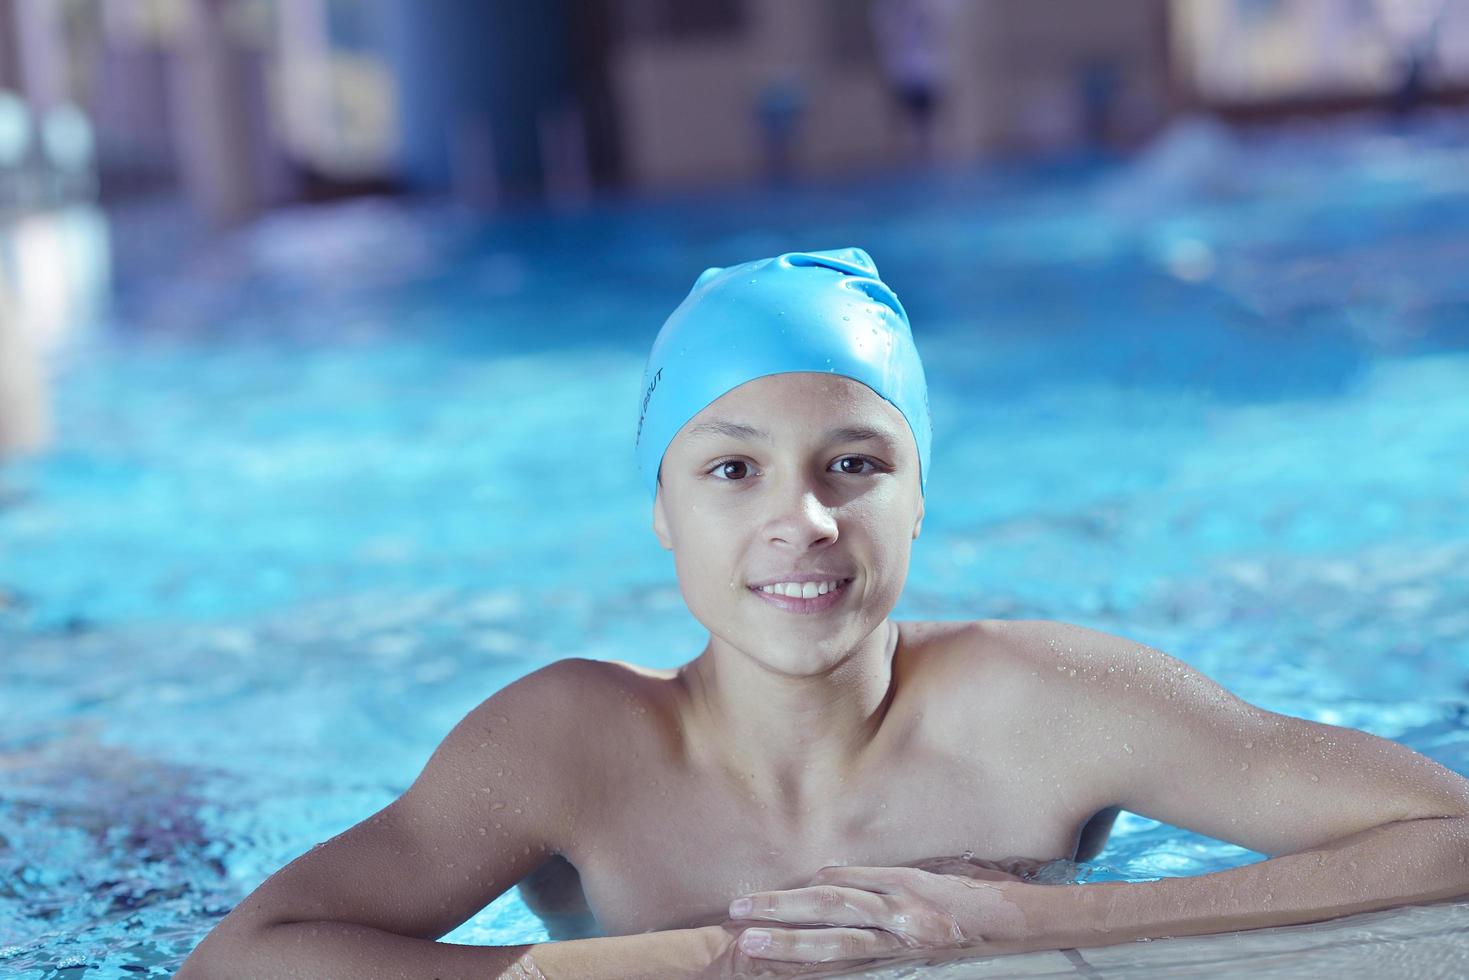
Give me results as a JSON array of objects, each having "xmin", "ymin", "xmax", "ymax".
[
  {"xmin": 719, "ymin": 622, "xmax": 1469, "ymax": 965},
  {"xmin": 1015, "ymin": 620, "xmax": 1469, "ymax": 948}
]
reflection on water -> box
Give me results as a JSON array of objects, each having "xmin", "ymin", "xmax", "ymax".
[{"xmin": 0, "ymin": 202, "xmax": 110, "ymax": 457}]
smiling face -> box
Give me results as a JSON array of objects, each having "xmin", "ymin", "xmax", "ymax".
[{"xmin": 652, "ymin": 372, "xmax": 925, "ymax": 674}]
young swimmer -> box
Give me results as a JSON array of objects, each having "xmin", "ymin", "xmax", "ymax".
[{"xmin": 181, "ymin": 249, "xmax": 1469, "ymax": 978}]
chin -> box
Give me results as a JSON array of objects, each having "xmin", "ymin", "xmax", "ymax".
[{"xmin": 752, "ymin": 629, "xmax": 863, "ymax": 674}]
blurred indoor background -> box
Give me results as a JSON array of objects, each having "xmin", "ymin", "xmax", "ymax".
[
  {"xmin": 3, "ymin": 0, "xmax": 1469, "ymax": 449},
  {"xmin": 4, "ymin": 1, "xmax": 1469, "ymax": 975},
  {"xmin": 2, "ymin": 0, "xmax": 1468, "ymax": 379}
]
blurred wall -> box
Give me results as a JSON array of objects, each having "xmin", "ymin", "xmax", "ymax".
[
  {"xmin": 609, "ymin": 0, "xmax": 1172, "ymax": 191},
  {"xmin": 4, "ymin": 0, "xmax": 1469, "ymax": 218},
  {"xmin": 950, "ymin": 0, "xmax": 1171, "ymax": 155}
]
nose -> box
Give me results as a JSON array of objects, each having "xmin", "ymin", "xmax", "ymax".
[{"xmin": 763, "ymin": 479, "xmax": 838, "ymax": 551}]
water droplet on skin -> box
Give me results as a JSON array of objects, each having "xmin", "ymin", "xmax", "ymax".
[{"xmin": 1122, "ymin": 743, "xmax": 1133, "ymax": 754}]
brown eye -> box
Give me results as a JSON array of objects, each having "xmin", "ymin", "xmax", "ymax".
[
  {"xmin": 716, "ymin": 460, "xmax": 749, "ymax": 480},
  {"xmin": 834, "ymin": 456, "xmax": 876, "ymax": 475}
]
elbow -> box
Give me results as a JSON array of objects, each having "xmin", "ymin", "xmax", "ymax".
[
  {"xmin": 175, "ymin": 946, "xmax": 220, "ymax": 980},
  {"xmin": 176, "ymin": 920, "xmax": 276, "ymax": 980},
  {"xmin": 176, "ymin": 933, "xmax": 237, "ymax": 980}
]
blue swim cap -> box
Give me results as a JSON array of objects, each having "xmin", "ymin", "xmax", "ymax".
[{"xmin": 636, "ymin": 247, "xmax": 931, "ymax": 497}]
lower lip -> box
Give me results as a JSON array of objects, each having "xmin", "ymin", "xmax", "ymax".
[{"xmin": 749, "ymin": 579, "xmax": 853, "ymax": 614}]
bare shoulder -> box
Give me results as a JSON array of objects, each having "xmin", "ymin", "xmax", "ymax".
[
  {"xmin": 938, "ymin": 618, "xmax": 1264, "ymax": 736},
  {"xmin": 503, "ymin": 656, "xmax": 682, "ymax": 759},
  {"xmin": 893, "ymin": 619, "xmax": 1056, "ymax": 732},
  {"xmin": 896, "ymin": 618, "xmax": 1069, "ymax": 692},
  {"xmin": 927, "ymin": 618, "xmax": 1227, "ymax": 701},
  {"xmin": 894, "ymin": 617, "xmax": 1223, "ymax": 763},
  {"xmin": 423, "ymin": 657, "xmax": 640, "ymax": 833},
  {"xmin": 399, "ymin": 657, "xmax": 619, "ymax": 841},
  {"xmin": 476, "ymin": 655, "xmax": 645, "ymax": 755}
]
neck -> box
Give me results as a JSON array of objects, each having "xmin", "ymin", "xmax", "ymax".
[{"xmin": 676, "ymin": 619, "xmax": 901, "ymax": 823}]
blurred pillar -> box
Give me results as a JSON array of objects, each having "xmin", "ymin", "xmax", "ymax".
[
  {"xmin": 378, "ymin": 0, "xmax": 579, "ymax": 205},
  {"xmin": 0, "ymin": 259, "xmax": 51, "ymax": 456},
  {"xmin": 11, "ymin": 0, "xmax": 65, "ymax": 109},
  {"xmin": 0, "ymin": 0, "xmax": 21, "ymax": 91},
  {"xmin": 567, "ymin": 0, "xmax": 623, "ymax": 190},
  {"xmin": 170, "ymin": 0, "xmax": 259, "ymax": 225}
]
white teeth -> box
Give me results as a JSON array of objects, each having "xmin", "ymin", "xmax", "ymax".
[{"xmin": 758, "ymin": 580, "xmax": 843, "ymax": 599}]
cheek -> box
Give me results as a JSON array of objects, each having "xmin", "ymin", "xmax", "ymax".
[
  {"xmin": 852, "ymin": 505, "xmax": 918, "ymax": 577},
  {"xmin": 669, "ymin": 519, "xmax": 741, "ymax": 595}
]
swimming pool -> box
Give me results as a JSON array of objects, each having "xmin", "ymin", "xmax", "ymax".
[{"xmin": 2, "ymin": 115, "xmax": 1468, "ymax": 976}]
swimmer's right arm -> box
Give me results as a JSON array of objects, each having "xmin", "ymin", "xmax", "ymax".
[
  {"xmin": 179, "ymin": 920, "xmax": 732, "ymax": 979},
  {"xmin": 176, "ymin": 660, "xmax": 738, "ymax": 979}
]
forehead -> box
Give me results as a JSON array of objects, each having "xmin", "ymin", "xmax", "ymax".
[{"xmin": 672, "ymin": 372, "xmax": 910, "ymax": 449}]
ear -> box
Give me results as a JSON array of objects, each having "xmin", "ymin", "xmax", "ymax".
[
  {"xmin": 911, "ymin": 496, "xmax": 925, "ymax": 540},
  {"xmin": 652, "ymin": 482, "xmax": 674, "ymax": 551}
]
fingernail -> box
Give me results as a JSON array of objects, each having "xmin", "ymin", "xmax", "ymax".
[
  {"xmin": 740, "ymin": 928, "xmax": 771, "ymax": 953},
  {"xmin": 729, "ymin": 897, "xmax": 753, "ymax": 917}
]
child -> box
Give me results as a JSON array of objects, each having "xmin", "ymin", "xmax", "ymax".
[{"xmin": 180, "ymin": 249, "xmax": 1469, "ymax": 978}]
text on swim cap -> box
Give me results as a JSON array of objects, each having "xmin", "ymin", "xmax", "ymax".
[{"xmin": 636, "ymin": 367, "xmax": 662, "ymax": 447}]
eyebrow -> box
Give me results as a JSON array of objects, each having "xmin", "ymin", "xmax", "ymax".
[{"xmin": 684, "ymin": 418, "xmax": 902, "ymax": 449}]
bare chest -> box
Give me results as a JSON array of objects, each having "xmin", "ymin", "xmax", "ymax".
[{"xmin": 565, "ymin": 741, "xmax": 1093, "ymax": 936}]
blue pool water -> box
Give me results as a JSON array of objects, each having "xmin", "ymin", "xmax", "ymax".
[{"xmin": 2, "ymin": 117, "xmax": 1469, "ymax": 976}]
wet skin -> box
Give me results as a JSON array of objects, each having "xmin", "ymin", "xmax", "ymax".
[
  {"xmin": 517, "ymin": 621, "xmax": 1124, "ymax": 937},
  {"xmin": 191, "ymin": 372, "xmax": 1469, "ymax": 966},
  {"xmin": 519, "ymin": 373, "xmax": 1118, "ymax": 935}
]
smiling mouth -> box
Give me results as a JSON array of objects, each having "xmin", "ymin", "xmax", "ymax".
[{"xmin": 748, "ymin": 577, "xmax": 854, "ymax": 613}]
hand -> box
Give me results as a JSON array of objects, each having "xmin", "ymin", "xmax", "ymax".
[
  {"xmin": 722, "ymin": 863, "xmax": 1049, "ymax": 966},
  {"xmin": 695, "ymin": 920, "xmax": 884, "ymax": 978}
]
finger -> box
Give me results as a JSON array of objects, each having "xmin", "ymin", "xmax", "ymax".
[
  {"xmin": 807, "ymin": 864, "xmax": 919, "ymax": 893},
  {"xmin": 732, "ymin": 884, "xmax": 889, "ymax": 927},
  {"xmin": 740, "ymin": 925, "xmax": 907, "ymax": 963}
]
